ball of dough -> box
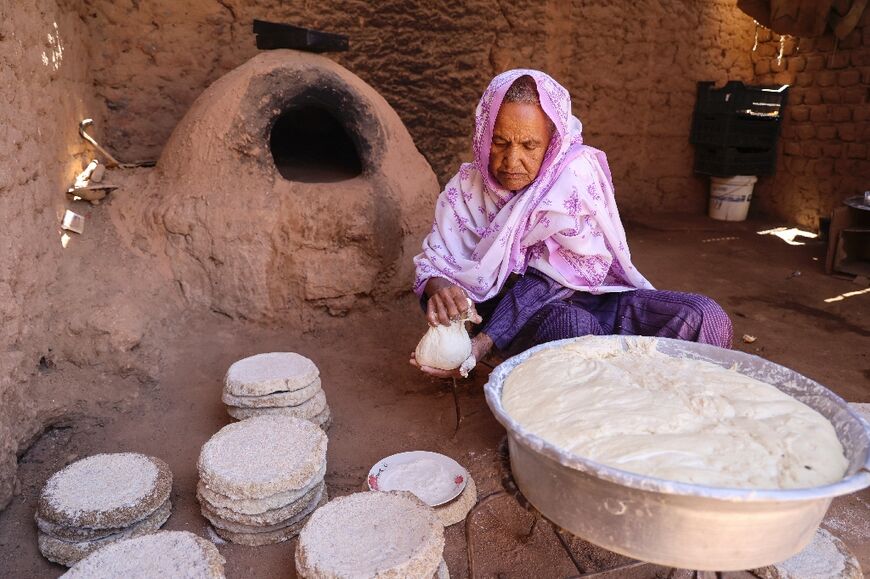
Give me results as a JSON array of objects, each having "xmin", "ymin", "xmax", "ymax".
[{"xmin": 415, "ymin": 322, "xmax": 472, "ymax": 371}]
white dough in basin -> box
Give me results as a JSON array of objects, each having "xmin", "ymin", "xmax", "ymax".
[{"xmin": 501, "ymin": 337, "xmax": 848, "ymax": 490}]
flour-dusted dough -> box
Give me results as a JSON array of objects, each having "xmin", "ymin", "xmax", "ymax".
[
  {"xmin": 222, "ymin": 378, "xmax": 322, "ymax": 408},
  {"xmin": 225, "ymin": 352, "xmax": 319, "ymax": 396},
  {"xmin": 38, "ymin": 453, "xmax": 172, "ymax": 530},
  {"xmin": 361, "ymin": 475, "xmax": 477, "ymax": 527},
  {"xmin": 211, "ymin": 492, "xmax": 328, "ymax": 546},
  {"xmin": 198, "ymin": 415, "xmax": 327, "ymax": 499},
  {"xmin": 415, "ymin": 321, "xmax": 472, "ymax": 371},
  {"xmin": 197, "ymin": 462, "xmax": 326, "ymax": 515},
  {"xmin": 296, "ymin": 491, "xmax": 444, "ymax": 579},
  {"xmin": 226, "ymin": 390, "xmax": 327, "ymax": 421},
  {"xmin": 36, "ymin": 497, "xmax": 172, "ymax": 543},
  {"xmin": 502, "ymin": 337, "xmax": 848, "ymax": 489},
  {"xmin": 60, "ymin": 530, "xmax": 225, "ymax": 579},
  {"xmin": 414, "ymin": 299, "xmax": 479, "ymax": 372},
  {"xmin": 39, "ymin": 499, "xmax": 172, "ymax": 567},
  {"xmin": 199, "ymin": 484, "xmax": 324, "ymax": 529},
  {"xmin": 211, "ymin": 515, "xmax": 308, "ymax": 546}
]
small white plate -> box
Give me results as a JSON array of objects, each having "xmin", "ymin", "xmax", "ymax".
[{"xmin": 367, "ymin": 451, "xmax": 468, "ymax": 507}]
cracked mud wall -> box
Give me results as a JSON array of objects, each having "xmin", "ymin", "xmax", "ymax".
[
  {"xmin": 83, "ymin": 0, "xmax": 758, "ymax": 215},
  {"xmin": 0, "ymin": 0, "xmax": 105, "ymax": 509},
  {"xmin": 0, "ymin": 0, "xmax": 179, "ymax": 511}
]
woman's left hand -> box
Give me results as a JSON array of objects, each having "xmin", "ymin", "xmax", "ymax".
[{"xmin": 409, "ymin": 352, "xmax": 461, "ymax": 379}]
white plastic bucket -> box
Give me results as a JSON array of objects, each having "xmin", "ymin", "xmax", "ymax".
[{"xmin": 708, "ymin": 175, "xmax": 757, "ymax": 221}]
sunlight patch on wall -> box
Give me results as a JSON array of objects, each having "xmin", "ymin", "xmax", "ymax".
[{"xmin": 41, "ymin": 21, "xmax": 64, "ymax": 71}]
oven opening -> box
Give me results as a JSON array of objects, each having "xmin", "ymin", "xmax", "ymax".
[{"xmin": 269, "ymin": 105, "xmax": 362, "ymax": 182}]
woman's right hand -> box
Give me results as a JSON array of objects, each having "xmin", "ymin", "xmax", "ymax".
[{"xmin": 424, "ymin": 278, "xmax": 478, "ymax": 326}]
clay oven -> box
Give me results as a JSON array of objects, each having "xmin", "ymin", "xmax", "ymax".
[{"xmin": 150, "ymin": 50, "xmax": 438, "ymax": 323}]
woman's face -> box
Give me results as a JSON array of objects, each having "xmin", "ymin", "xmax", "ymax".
[{"xmin": 488, "ymin": 102, "xmax": 553, "ymax": 191}]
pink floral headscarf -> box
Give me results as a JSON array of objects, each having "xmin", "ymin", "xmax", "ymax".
[{"xmin": 413, "ymin": 69, "xmax": 653, "ymax": 302}]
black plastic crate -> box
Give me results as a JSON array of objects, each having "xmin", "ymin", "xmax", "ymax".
[
  {"xmin": 693, "ymin": 145, "xmax": 778, "ymax": 177},
  {"xmin": 690, "ymin": 112, "xmax": 783, "ymax": 148},
  {"xmin": 694, "ymin": 81, "xmax": 789, "ymax": 118}
]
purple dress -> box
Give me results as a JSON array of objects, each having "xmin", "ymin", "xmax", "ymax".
[{"xmin": 472, "ymin": 268, "xmax": 733, "ymax": 355}]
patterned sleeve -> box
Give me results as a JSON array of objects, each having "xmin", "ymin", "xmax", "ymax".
[{"xmin": 412, "ymin": 170, "xmax": 471, "ymax": 296}]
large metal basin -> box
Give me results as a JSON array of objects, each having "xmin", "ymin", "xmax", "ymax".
[{"xmin": 484, "ymin": 336, "xmax": 870, "ymax": 571}]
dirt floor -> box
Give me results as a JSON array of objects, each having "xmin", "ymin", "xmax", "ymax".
[{"xmin": 0, "ymin": 214, "xmax": 867, "ymax": 578}]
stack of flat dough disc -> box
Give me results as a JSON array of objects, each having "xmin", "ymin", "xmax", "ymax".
[
  {"xmin": 295, "ymin": 491, "xmax": 446, "ymax": 578},
  {"xmin": 197, "ymin": 415, "xmax": 328, "ymax": 545},
  {"xmin": 223, "ymin": 352, "xmax": 331, "ymax": 430},
  {"xmin": 60, "ymin": 531, "xmax": 225, "ymax": 578},
  {"xmin": 35, "ymin": 453, "xmax": 173, "ymax": 567}
]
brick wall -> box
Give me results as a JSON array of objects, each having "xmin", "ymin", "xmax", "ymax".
[{"xmin": 751, "ymin": 11, "xmax": 870, "ymax": 229}]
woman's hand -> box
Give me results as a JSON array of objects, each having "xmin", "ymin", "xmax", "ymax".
[
  {"xmin": 424, "ymin": 278, "xmax": 479, "ymax": 326},
  {"xmin": 409, "ymin": 351, "xmax": 458, "ymax": 379},
  {"xmin": 409, "ymin": 332, "xmax": 494, "ymax": 379}
]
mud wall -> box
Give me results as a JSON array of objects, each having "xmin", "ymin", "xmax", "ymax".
[
  {"xmin": 0, "ymin": 0, "xmax": 178, "ymax": 511},
  {"xmin": 83, "ymin": 0, "xmax": 758, "ymax": 215},
  {"xmin": 0, "ymin": 0, "xmax": 103, "ymax": 508},
  {"xmin": 752, "ymin": 11, "xmax": 870, "ymax": 229}
]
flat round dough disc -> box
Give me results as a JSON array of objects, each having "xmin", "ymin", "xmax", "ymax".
[
  {"xmin": 357, "ymin": 476, "xmax": 477, "ymax": 528},
  {"xmin": 434, "ymin": 476, "xmax": 477, "ymax": 527},
  {"xmin": 38, "ymin": 453, "xmax": 172, "ymax": 530},
  {"xmin": 198, "ymin": 415, "xmax": 327, "ymax": 499},
  {"xmin": 226, "ymin": 390, "xmax": 327, "ymax": 421},
  {"xmin": 211, "ymin": 517, "xmax": 305, "ymax": 547},
  {"xmin": 222, "ymin": 378, "xmax": 321, "ymax": 408},
  {"xmin": 59, "ymin": 530, "xmax": 225, "ymax": 578},
  {"xmin": 296, "ymin": 491, "xmax": 444, "ymax": 579},
  {"xmin": 199, "ymin": 482, "xmax": 324, "ymax": 528},
  {"xmin": 36, "ymin": 501, "xmax": 169, "ymax": 543},
  {"xmin": 225, "ymin": 352, "xmax": 319, "ymax": 396},
  {"xmin": 211, "ymin": 492, "xmax": 327, "ymax": 546},
  {"xmin": 39, "ymin": 499, "xmax": 171, "ymax": 567},
  {"xmin": 36, "ymin": 516, "xmax": 119, "ymax": 543},
  {"xmin": 197, "ymin": 462, "xmax": 326, "ymax": 515}
]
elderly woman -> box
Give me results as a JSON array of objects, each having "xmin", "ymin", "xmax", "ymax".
[{"xmin": 411, "ymin": 70, "xmax": 732, "ymax": 378}]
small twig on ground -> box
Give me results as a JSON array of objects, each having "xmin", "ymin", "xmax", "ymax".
[{"xmin": 451, "ymin": 377, "xmax": 462, "ymax": 435}]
